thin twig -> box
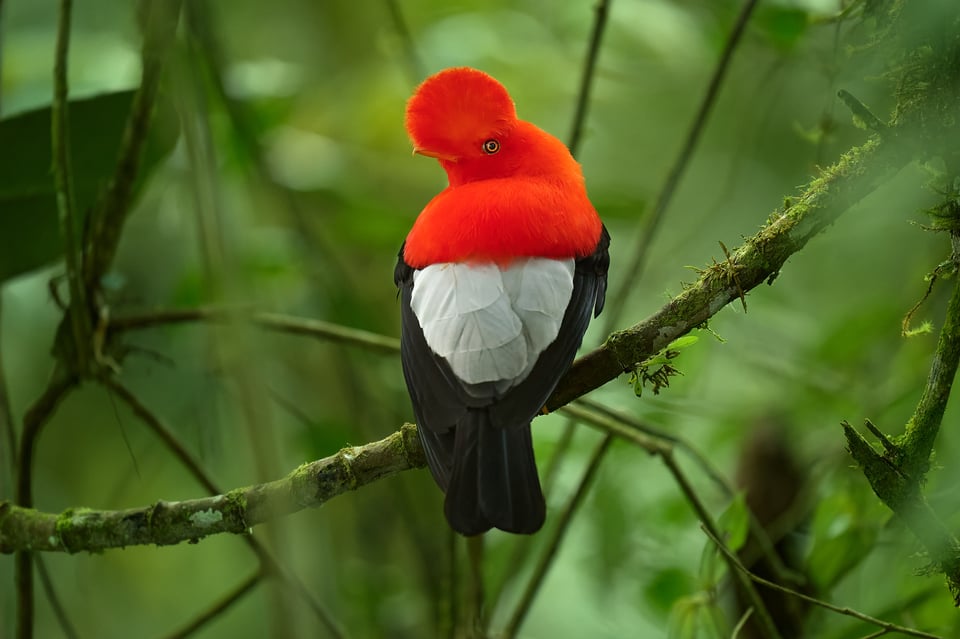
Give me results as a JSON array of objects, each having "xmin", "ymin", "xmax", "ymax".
[
  {"xmin": 14, "ymin": 368, "xmax": 76, "ymax": 639},
  {"xmin": 0, "ymin": 299, "xmax": 16, "ymax": 499},
  {"xmin": 102, "ymin": 379, "xmax": 348, "ymax": 638},
  {"xmin": 575, "ymin": 398, "xmax": 733, "ymax": 495},
  {"xmin": 568, "ymin": 0, "xmax": 611, "ymax": 157},
  {"xmin": 0, "ymin": 0, "xmax": 5, "ymax": 115},
  {"xmin": 34, "ymin": 554, "xmax": 80, "ymax": 639},
  {"xmin": 465, "ymin": 536, "xmax": 485, "ymax": 636},
  {"xmin": 384, "ymin": 0, "xmax": 424, "ymax": 85},
  {"xmin": 164, "ymin": 571, "xmax": 262, "ymax": 639},
  {"xmin": 501, "ymin": 434, "xmax": 613, "ymax": 638},
  {"xmin": 484, "ymin": 417, "xmax": 579, "ymax": 622},
  {"xmin": 110, "ymin": 307, "xmax": 401, "ymax": 355},
  {"xmin": 182, "ymin": 1, "xmax": 356, "ymax": 296},
  {"xmin": 488, "ymin": 3, "xmax": 613, "ymax": 623},
  {"xmin": 663, "ymin": 452, "xmax": 783, "ymax": 639},
  {"xmin": 83, "ymin": 0, "xmax": 182, "ymax": 289},
  {"xmin": 602, "ymin": 0, "xmax": 760, "ymax": 333},
  {"xmin": 443, "ymin": 529, "xmax": 457, "ymax": 639},
  {"xmin": 51, "ymin": 0, "xmax": 92, "ymax": 374},
  {"xmin": 102, "ymin": 378, "xmax": 219, "ymax": 494},
  {"xmin": 700, "ymin": 526, "xmax": 945, "ymax": 639},
  {"xmin": 564, "ymin": 401, "xmax": 805, "ymax": 586},
  {"xmin": 730, "ymin": 608, "xmax": 754, "ymax": 639}
]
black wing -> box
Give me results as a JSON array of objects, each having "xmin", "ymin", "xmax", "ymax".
[
  {"xmin": 395, "ymin": 226, "xmax": 610, "ymax": 532},
  {"xmin": 488, "ymin": 225, "xmax": 610, "ymax": 427}
]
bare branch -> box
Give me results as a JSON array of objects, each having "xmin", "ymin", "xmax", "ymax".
[{"xmin": 109, "ymin": 307, "xmax": 401, "ymax": 355}]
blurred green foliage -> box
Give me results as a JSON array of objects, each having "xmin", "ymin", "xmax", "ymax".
[{"xmin": 1, "ymin": 0, "xmax": 959, "ymax": 638}]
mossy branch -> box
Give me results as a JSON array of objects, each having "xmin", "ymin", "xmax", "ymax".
[
  {"xmin": 0, "ymin": 425, "xmax": 424, "ymax": 554},
  {"xmin": 0, "ymin": 132, "xmax": 907, "ymax": 555},
  {"xmin": 842, "ymin": 236, "xmax": 960, "ymax": 602},
  {"xmin": 549, "ymin": 135, "xmax": 902, "ymax": 410}
]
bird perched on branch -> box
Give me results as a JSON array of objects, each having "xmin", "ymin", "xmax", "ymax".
[{"xmin": 395, "ymin": 67, "xmax": 609, "ymax": 535}]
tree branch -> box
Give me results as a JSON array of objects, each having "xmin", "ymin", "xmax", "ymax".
[
  {"xmin": 0, "ymin": 424, "xmax": 424, "ymax": 554},
  {"xmin": 842, "ymin": 242, "xmax": 960, "ymax": 600},
  {"xmin": 549, "ymin": 135, "xmax": 901, "ymax": 410},
  {"xmin": 0, "ymin": 131, "xmax": 908, "ymax": 555},
  {"xmin": 602, "ymin": 0, "xmax": 760, "ymax": 332}
]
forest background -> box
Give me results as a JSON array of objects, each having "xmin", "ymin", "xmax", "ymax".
[{"xmin": 1, "ymin": 1, "xmax": 959, "ymax": 638}]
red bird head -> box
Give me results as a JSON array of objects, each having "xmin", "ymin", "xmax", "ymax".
[
  {"xmin": 405, "ymin": 67, "xmax": 577, "ymax": 186},
  {"xmin": 405, "ymin": 68, "xmax": 516, "ymax": 161}
]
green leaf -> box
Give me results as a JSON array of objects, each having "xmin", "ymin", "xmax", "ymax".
[
  {"xmin": 0, "ymin": 90, "xmax": 178, "ymax": 283},
  {"xmin": 667, "ymin": 595, "xmax": 702, "ymax": 639},
  {"xmin": 807, "ymin": 488, "xmax": 882, "ymax": 590},
  {"xmin": 698, "ymin": 493, "xmax": 749, "ymax": 588},
  {"xmin": 717, "ymin": 492, "xmax": 750, "ymax": 553},
  {"xmin": 668, "ymin": 335, "xmax": 699, "ymax": 351}
]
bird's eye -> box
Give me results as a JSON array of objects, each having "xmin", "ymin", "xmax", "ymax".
[{"xmin": 482, "ymin": 139, "xmax": 500, "ymax": 154}]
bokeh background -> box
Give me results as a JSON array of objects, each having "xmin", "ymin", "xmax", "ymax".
[{"xmin": 1, "ymin": 0, "xmax": 957, "ymax": 637}]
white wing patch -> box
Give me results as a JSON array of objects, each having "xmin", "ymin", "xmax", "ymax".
[{"xmin": 411, "ymin": 259, "xmax": 575, "ymax": 387}]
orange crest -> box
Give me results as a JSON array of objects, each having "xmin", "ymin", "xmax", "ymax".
[{"xmin": 405, "ymin": 68, "xmax": 517, "ymax": 159}]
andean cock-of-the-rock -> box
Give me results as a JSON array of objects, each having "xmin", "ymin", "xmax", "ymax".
[{"xmin": 394, "ymin": 67, "xmax": 610, "ymax": 535}]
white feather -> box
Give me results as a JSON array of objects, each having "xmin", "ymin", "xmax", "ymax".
[{"xmin": 411, "ymin": 258, "xmax": 575, "ymax": 387}]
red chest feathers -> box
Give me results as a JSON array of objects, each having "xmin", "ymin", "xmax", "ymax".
[{"xmin": 403, "ymin": 177, "xmax": 601, "ymax": 268}]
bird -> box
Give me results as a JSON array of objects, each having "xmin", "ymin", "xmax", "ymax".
[{"xmin": 394, "ymin": 67, "xmax": 609, "ymax": 535}]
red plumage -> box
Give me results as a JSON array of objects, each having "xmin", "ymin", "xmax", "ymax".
[{"xmin": 396, "ymin": 67, "xmax": 609, "ymax": 535}]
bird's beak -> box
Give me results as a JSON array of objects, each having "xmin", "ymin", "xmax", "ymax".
[{"xmin": 412, "ymin": 147, "xmax": 458, "ymax": 162}]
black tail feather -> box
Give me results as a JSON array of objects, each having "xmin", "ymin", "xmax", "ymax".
[{"xmin": 444, "ymin": 410, "xmax": 545, "ymax": 536}]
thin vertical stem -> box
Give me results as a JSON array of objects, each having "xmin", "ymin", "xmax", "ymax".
[
  {"xmin": 661, "ymin": 452, "xmax": 783, "ymax": 639},
  {"xmin": 52, "ymin": 0, "xmax": 92, "ymax": 373},
  {"xmin": 568, "ymin": 0, "xmax": 611, "ymax": 158},
  {"xmin": 0, "ymin": 299, "xmax": 16, "ymax": 499},
  {"xmin": 384, "ymin": 0, "xmax": 424, "ymax": 84},
  {"xmin": 34, "ymin": 555, "xmax": 79, "ymax": 639},
  {"xmin": 14, "ymin": 369, "xmax": 76, "ymax": 639},
  {"xmin": 601, "ymin": 0, "xmax": 760, "ymax": 333},
  {"xmin": 163, "ymin": 572, "xmax": 262, "ymax": 639},
  {"xmin": 0, "ymin": 0, "xmax": 5, "ymax": 115}
]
